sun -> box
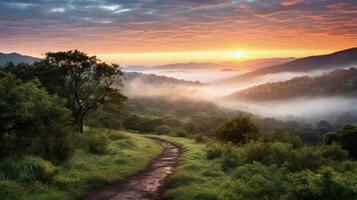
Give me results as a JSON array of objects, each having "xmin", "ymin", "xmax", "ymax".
[{"xmin": 234, "ymin": 51, "xmax": 243, "ymax": 59}]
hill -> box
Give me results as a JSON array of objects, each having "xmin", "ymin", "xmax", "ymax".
[
  {"xmin": 0, "ymin": 52, "xmax": 39, "ymax": 66},
  {"xmin": 226, "ymin": 68, "xmax": 357, "ymax": 101},
  {"xmin": 124, "ymin": 58, "xmax": 295, "ymax": 72},
  {"xmin": 124, "ymin": 72, "xmax": 202, "ymax": 85},
  {"xmin": 219, "ymin": 47, "xmax": 357, "ymax": 84}
]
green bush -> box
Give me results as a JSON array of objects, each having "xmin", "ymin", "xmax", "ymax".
[
  {"xmin": 320, "ymin": 144, "xmax": 349, "ymax": 161},
  {"xmin": 262, "ymin": 130, "xmax": 303, "ymax": 148},
  {"xmin": 85, "ymin": 129, "xmax": 110, "ymax": 154},
  {"xmin": 324, "ymin": 132, "xmax": 339, "ymax": 145},
  {"xmin": 155, "ymin": 125, "xmax": 172, "ymax": 135},
  {"xmin": 0, "ymin": 156, "xmax": 57, "ymax": 183},
  {"xmin": 0, "ymin": 180, "xmax": 25, "ymax": 200},
  {"xmin": 223, "ymin": 163, "xmax": 288, "ymax": 200},
  {"xmin": 215, "ymin": 116, "xmax": 259, "ymax": 145},
  {"xmin": 206, "ymin": 143, "xmax": 223, "ymax": 160},
  {"xmin": 221, "ymin": 145, "xmax": 241, "ymax": 171},
  {"xmin": 239, "ymin": 141, "xmax": 271, "ymax": 165},
  {"xmin": 195, "ymin": 134, "xmax": 207, "ymax": 143},
  {"xmin": 288, "ymin": 146, "xmax": 325, "ymax": 171},
  {"xmin": 339, "ymin": 125, "xmax": 357, "ymax": 158},
  {"xmin": 176, "ymin": 130, "xmax": 188, "ymax": 138}
]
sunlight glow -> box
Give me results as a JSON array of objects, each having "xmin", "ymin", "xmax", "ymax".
[{"xmin": 234, "ymin": 51, "xmax": 243, "ymax": 59}]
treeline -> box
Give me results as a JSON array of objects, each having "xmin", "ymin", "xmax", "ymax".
[
  {"xmin": 229, "ymin": 68, "xmax": 357, "ymax": 101},
  {"xmin": 0, "ymin": 50, "xmax": 126, "ymax": 163},
  {"xmin": 87, "ymin": 95, "xmax": 354, "ymax": 144}
]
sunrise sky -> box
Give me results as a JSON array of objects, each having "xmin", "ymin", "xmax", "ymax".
[{"xmin": 0, "ymin": 0, "xmax": 356, "ymax": 65}]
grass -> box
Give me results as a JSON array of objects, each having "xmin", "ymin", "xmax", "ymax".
[
  {"xmin": 155, "ymin": 135, "xmax": 227, "ymax": 200},
  {"xmin": 1, "ymin": 130, "xmax": 162, "ymax": 200}
]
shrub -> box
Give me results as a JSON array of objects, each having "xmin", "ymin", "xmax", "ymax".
[
  {"xmin": 319, "ymin": 144, "xmax": 349, "ymax": 161},
  {"xmin": 223, "ymin": 163, "xmax": 288, "ymax": 200},
  {"xmin": 287, "ymin": 146, "xmax": 325, "ymax": 171},
  {"xmin": 195, "ymin": 134, "xmax": 207, "ymax": 143},
  {"xmin": 287, "ymin": 168, "xmax": 357, "ymax": 200},
  {"xmin": 339, "ymin": 124, "xmax": 357, "ymax": 158},
  {"xmin": 155, "ymin": 125, "xmax": 172, "ymax": 135},
  {"xmin": 0, "ymin": 156, "xmax": 57, "ymax": 183},
  {"xmin": 176, "ymin": 130, "xmax": 188, "ymax": 138},
  {"xmin": 239, "ymin": 141, "xmax": 271, "ymax": 165},
  {"xmin": 324, "ymin": 132, "xmax": 339, "ymax": 145},
  {"xmin": 265, "ymin": 142, "xmax": 293, "ymax": 165},
  {"xmin": 221, "ymin": 145, "xmax": 241, "ymax": 171},
  {"xmin": 0, "ymin": 180, "xmax": 25, "ymax": 200},
  {"xmin": 206, "ymin": 143, "xmax": 223, "ymax": 160},
  {"xmin": 215, "ymin": 116, "xmax": 259, "ymax": 145},
  {"xmin": 85, "ymin": 129, "xmax": 110, "ymax": 154},
  {"xmin": 262, "ymin": 130, "xmax": 303, "ymax": 148}
]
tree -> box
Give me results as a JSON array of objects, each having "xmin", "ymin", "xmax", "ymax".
[
  {"xmin": 31, "ymin": 50, "xmax": 125, "ymax": 133},
  {"xmin": 155, "ymin": 125, "xmax": 172, "ymax": 135},
  {"xmin": 0, "ymin": 72, "xmax": 72, "ymax": 162},
  {"xmin": 324, "ymin": 132, "xmax": 339, "ymax": 145},
  {"xmin": 215, "ymin": 116, "xmax": 259, "ymax": 144},
  {"xmin": 339, "ymin": 124, "xmax": 357, "ymax": 158}
]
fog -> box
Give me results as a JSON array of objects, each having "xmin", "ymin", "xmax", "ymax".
[
  {"xmin": 221, "ymin": 97, "xmax": 357, "ymax": 121},
  {"xmin": 123, "ymin": 68, "xmax": 357, "ymax": 122},
  {"xmin": 124, "ymin": 69, "xmax": 245, "ymax": 83}
]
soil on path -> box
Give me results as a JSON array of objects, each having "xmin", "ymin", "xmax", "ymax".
[{"xmin": 80, "ymin": 138, "xmax": 180, "ymax": 200}]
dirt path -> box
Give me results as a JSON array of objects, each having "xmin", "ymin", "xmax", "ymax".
[{"xmin": 80, "ymin": 138, "xmax": 180, "ymax": 200}]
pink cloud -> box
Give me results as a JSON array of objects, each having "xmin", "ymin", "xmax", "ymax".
[{"xmin": 280, "ymin": 0, "xmax": 305, "ymax": 6}]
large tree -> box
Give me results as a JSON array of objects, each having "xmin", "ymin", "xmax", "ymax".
[
  {"xmin": 0, "ymin": 72, "xmax": 72, "ymax": 162},
  {"xmin": 30, "ymin": 50, "xmax": 125, "ymax": 133}
]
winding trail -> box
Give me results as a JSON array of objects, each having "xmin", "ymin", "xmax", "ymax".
[{"xmin": 81, "ymin": 138, "xmax": 180, "ymax": 200}]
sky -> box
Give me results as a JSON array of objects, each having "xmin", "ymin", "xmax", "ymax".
[{"xmin": 0, "ymin": 0, "xmax": 356, "ymax": 65}]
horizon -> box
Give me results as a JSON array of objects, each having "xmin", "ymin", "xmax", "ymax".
[{"xmin": 1, "ymin": 0, "xmax": 357, "ymax": 65}]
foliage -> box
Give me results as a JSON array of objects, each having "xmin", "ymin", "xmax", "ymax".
[
  {"xmin": 3, "ymin": 50, "xmax": 126, "ymax": 133},
  {"xmin": 155, "ymin": 125, "xmax": 172, "ymax": 135},
  {"xmin": 324, "ymin": 132, "xmax": 339, "ymax": 145},
  {"xmin": 339, "ymin": 124, "xmax": 357, "ymax": 158},
  {"xmin": 0, "ymin": 180, "xmax": 25, "ymax": 200},
  {"xmin": 158, "ymin": 135, "xmax": 357, "ymax": 200},
  {"xmin": 123, "ymin": 113, "xmax": 164, "ymax": 133},
  {"xmin": 0, "ymin": 72, "xmax": 73, "ymax": 163},
  {"xmin": 205, "ymin": 143, "xmax": 223, "ymax": 160},
  {"xmin": 84, "ymin": 129, "xmax": 110, "ymax": 154},
  {"xmin": 230, "ymin": 68, "xmax": 357, "ymax": 101},
  {"xmin": 215, "ymin": 116, "xmax": 259, "ymax": 144},
  {"xmin": 323, "ymin": 124, "xmax": 357, "ymax": 158},
  {"xmin": 0, "ymin": 156, "xmax": 57, "ymax": 183}
]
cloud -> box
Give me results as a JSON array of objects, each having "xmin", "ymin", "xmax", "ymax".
[
  {"xmin": 0, "ymin": 0, "xmax": 356, "ymax": 56},
  {"xmin": 280, "ymin": 0, "xmax": 305, "ymax": 6}
]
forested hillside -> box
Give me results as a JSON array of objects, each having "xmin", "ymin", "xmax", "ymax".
[{"xmin": 228, "ymin": 68, "xmax": 357, "ymax": 101}]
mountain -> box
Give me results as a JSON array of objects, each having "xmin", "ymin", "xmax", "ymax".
[
  {"xmin": 124, "ymin": 58, "xmax": 295, "ymax": 71},
  {"xmin": 219, "ymin": 47, "xmax": 357, "ymax": 84},
  {"xmin": 124, "ymin": 72, "xmax": 202, "ymax": 85},
  {"xmin": 226, "ymin": 68, "xmax": 357, "ymax": 101},
  {"xmin": 0, "ymin": 52, "xmax": 39, "ymax": 66}
]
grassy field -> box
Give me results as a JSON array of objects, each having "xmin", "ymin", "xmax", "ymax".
[
  {"xmin": 1, "ymin": 130, "xmax": 162, "ymax": 200},
  {"xmin": 156, "ymin": 136, "xmax": 225, "ymax": 200}
]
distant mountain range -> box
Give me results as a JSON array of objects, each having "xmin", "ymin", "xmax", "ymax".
[
  {"xmin": 124, "ymin": 72, "xmax": 202, "ymax": 86},
  {"xmin": 124, "ymin": 58, "xmax": 295, "ymax": 71},
  {"xmin": 226, "ymin": 68, "xmax": 357, "ymax": 101},
  {"xmin": 0, "ymin": 52, "xmax": 39, "ymax": 66},
  {"xmin": 218, "ymin": 47, "xmax": 357, "ymax": 84}
]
